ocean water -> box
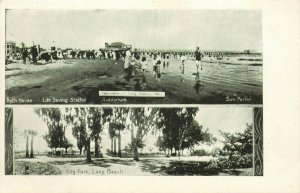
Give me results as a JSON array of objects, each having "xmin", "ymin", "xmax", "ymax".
[{"xmin": 148, "ymin": 57, "xmax": 263, "ymax": 93}]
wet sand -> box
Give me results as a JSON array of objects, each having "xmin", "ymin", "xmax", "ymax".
[{"xmin": 5, "ymin": 58, "xmax": 262, "ymax": 104}]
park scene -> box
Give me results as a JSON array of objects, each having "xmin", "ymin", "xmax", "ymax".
[
  {"xmin": 14, "ymin": 106, "xmax": 254, "ymax": 176},
  {"xmin": 5, "ymin": 10, "xmax": 262, "ymax": 104}
]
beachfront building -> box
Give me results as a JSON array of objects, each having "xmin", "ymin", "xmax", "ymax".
[
  {"xmin": 5, "ymin": 41, "xmax": 17, "ymax": 55},
  {"xmin": 104, "ymin": 42, "xmax": 132, "ymax": 50}
]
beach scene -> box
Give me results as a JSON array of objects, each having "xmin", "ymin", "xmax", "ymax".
[{"xmin": 5, "ymin": 10, "xmax": 262, "ymax": 104}]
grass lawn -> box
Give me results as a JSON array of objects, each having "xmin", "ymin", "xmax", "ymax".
[
  {"xmin": 14, "ymin": 155, "xmax": 253, "ymax": 176},
  {"xmin": 14, "ymin": 161, "xmax": 61, "ymax": 175}
]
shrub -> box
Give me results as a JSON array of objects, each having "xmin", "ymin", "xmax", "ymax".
[
  {"xmin": 229, "ymin": 153, "xmax": 241, "ymax": 169},
  {"xmin": 163, "ymin": 160, "xmax": 221, "ymax": 176},
  {"xmin": 238, "ymin": 154, "xmax": 253, "ymax": 168},
  {"xmin": 191, "ymin": 149, "xmax": 209, "ymax": 156},
  {"xmin": 218, "ymin": 154, "xmax": 253, "ymax": 170},
  {"xmin": 210, "ymin": 148, "xmax": 222, "ymax": 157},
  {"xmin": 55, "ymin": 151, "xmax": 61, "ymax": 156},
  {"xmin": 217, "ymin": 156, "xmax": 230, "ymax": 169},
  {"xmin": 204, "ymin": 159, "xmax": 221, "ymax": 174},
  {"xmin": 170, "ymin": 153, "xmax": 177, "ymax": 156}
]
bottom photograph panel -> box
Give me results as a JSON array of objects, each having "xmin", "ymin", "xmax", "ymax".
[{"xmin": 10, "ymin": 106, "xmax": 262, "ymax": 176}]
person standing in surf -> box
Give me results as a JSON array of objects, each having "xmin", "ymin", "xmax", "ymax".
[
  {"xmin": 165, "ymin": 53, "xmax": 170, "ymax": 68},
  {"xmin": 195, "ymin": 47, "xmax": 203, "ymax": 71},
  {"xmin": 180, "ymin": 54, "xmax": 186, "ymax": 82},
  {"xmin": 152, "ymin": 52, "xmax": 161, "ymax": 81}
]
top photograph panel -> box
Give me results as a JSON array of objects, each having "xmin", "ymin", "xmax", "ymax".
[{"xmin": 5, "ymin": 10, "xmax": 262, "ymax": 105}]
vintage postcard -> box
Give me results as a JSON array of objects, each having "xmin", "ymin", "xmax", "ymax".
[
  {"xmin": 1, "ymin": 0, "xmax": 300, "ymax": 193},
  {"xmin": 5, "ymin": 9, "xmax": 262, "ymax": 104},
  {"xmin": 6, "ymin": 106, "xmax": 263, "ymax": 176}
]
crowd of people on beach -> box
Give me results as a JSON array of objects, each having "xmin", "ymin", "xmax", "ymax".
[
  {"xmin": 8, "ymin": 44, "xmax": 205, "ymax": 93},
  {"xmin": 16, "ymin": 47, "xmax": 126, "ymax": 65}
]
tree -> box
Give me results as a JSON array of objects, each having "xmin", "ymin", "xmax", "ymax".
[
  {"xmin": 221, "ymin": 124, "xmax": 253, "ymax": 156},
  {"xmin": 220, "ymin": 124, "xmax": 253, "ymax": 169},
  {"xmin": 238, "ymin": 124, "xmax": 253, "ymax": 155},
  {"xmin": 70, "ymin": 117, "xmax": 86, "ymax": 155},
  {"xmin": 64, "ymin": 107, "xmax": 91, "ymax": 162},
  {"xmin": 127, "ymin": 107, "xmax": 159, "ymax": 161},
  {"xmin": 36, "ymin": 108, "xmax": 67, "ymax": 154},
  {"xmin": 176, "ymin": 108, "xmax": 199, "ymax": 156},
  {"xmin": 156, "ymin": 108, "xmax": 181, "ymax": 156},
  {"xmin": 21, "ymin": 129, "xmax": 30, "ymax": 158},
  {"xmin": 28, "ymin": 130, "xmax": 37, "ymax": 158},
  {"xmin": 64, "ymin": 107, "xmax": 107, "ymax": 162},
  {"xmin": 156, "ymin": 136, "xmax": 167, "ymax": 154},
  {"xmin": 90, "ymin": 107, "xmax": 112, "ymax": 158},
  {"xmin": 180, "ymin": 121, "xmax": 203, "ymax": 154},
  {"xmin": 111, "ymin": 108, "xmax": 129, "ymax": 157},
  {"xmin": 62, "ymin": 139, "xmax": 73, "ymax": 155},
  {"xmin": 156, "ymin": 108, "xmax": 204, "ymax": 156},
  {"xmin": 108, "ymin": 119, "xmax": 117, "ymax": 155}
]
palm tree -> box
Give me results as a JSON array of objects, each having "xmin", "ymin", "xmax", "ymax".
[
  {"xmin": 108, "ymin": 120, "xmax": 116, "ymax": 155},
  {"xmin": 28, "ymin": 130, "xmax": 37, "ymax": 158},
  {"xmin": 113, "ymin": 108, "xmax": 128, "ymax": 157},
  {"xmin": 22, "ymin": 129, "xmax": 30, "ymax": 158}
]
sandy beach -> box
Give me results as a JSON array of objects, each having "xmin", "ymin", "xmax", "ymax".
[{"xmin": 5, "ymin": 57, "xmax": 262, "ymax": 104}]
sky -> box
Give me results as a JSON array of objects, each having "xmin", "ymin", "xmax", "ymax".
[
  {"xmin": 195, "ymin": 106, "xmax": 253, "ymax": 139},
  {"xmin": 13, "ymin": 107, "xmax": 252, "ymax": 153},
  {"xmin": 6, "ymin": 9, "xmax": 262, "ymax": 51}
]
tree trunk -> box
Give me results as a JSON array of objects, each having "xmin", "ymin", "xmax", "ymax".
[
  {"xmin": 84, "ymin": 145, "xmax": 87, "ymax": 155},
  {"xmin": 95, "ymin": 135, "xmax": 99, "ymax": 158},
  {"xmin": 133, "ymin": 145, "xmax": 139, "ymax": 161},
  {"xmin": 118, "ymin": 131, "xmax": 121, "ymax": 157},
  {"xmin": 30, "ymin": 135, "xmax": 34, "ymax": 158},
  {"xmin": 113, "ymin": 137, "xmax": 117, "ymax": 155},
  {"xmin": 110, "ymin": 137, "xmax": 114, "ymax": 154},
  {"xmin": 98, "ymin": 137, "xmax": 103, "ymax": 158},
  {"xmin": 79, "ymin": 148, "xmax": 82, "ymax": 155},
  {"xmin": 86, "ymin": 138, "xmax": 92, "ymax": 162},
  {"xmin": 26, "ymin": 135, "xmax": 29, "ymax": 158}
]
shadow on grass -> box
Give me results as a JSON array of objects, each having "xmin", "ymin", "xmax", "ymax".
[
  {"xmin": 139, "ymin": 159, "xmax": 222, "ymax": 176},
  {"xmin": 139, "ymin": 159, "xmax": 169, "ymax": 175},
  {"xmin": 219, "ymin": 168, "xmax": 253, "ymax": 176},
  {"xmin": 220, "ymin": 169, "xmax": 243, "ymax": 175},
  {"xmin": 48, "ymin": 158, "xmax": 135, "ymax": 168},
  {"xmin": 14, "ymin": 161, "xmax": 61, "ymax": 175},
  {"xmin": 6, "ymin": 68, "xmax": 22, "ymax": 71}
]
